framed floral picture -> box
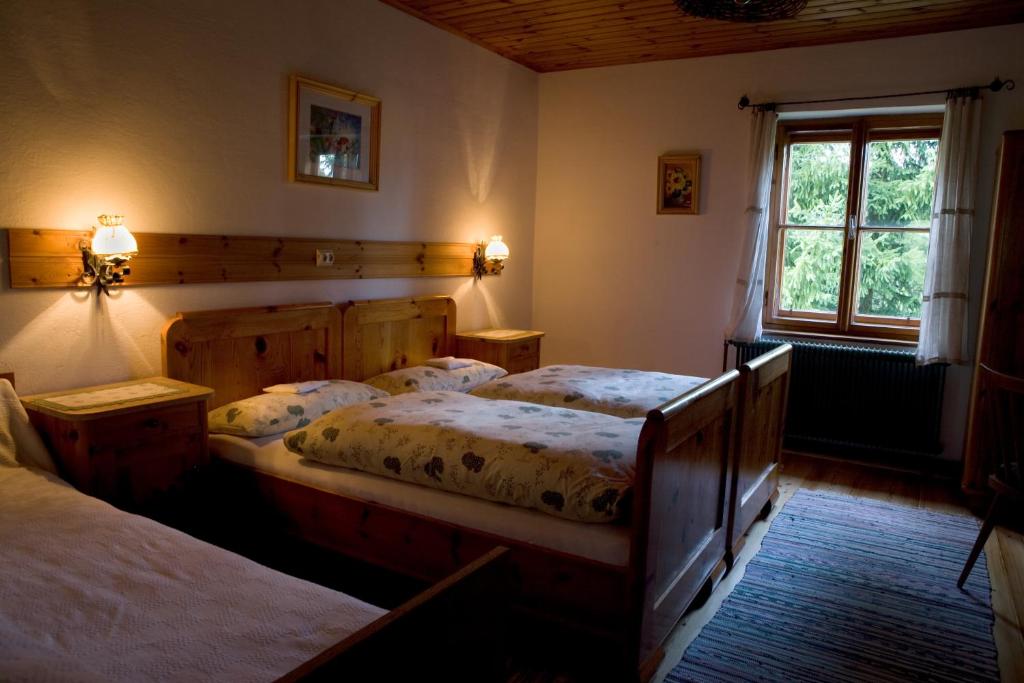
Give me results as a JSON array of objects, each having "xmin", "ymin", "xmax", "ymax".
[
  {"xmin": 657, "ymin": 153, "xmax": 701, "ymax": 215},
  {"xmin": 288, "ymin": 75, "xmax": 381, "ymax": 191}
]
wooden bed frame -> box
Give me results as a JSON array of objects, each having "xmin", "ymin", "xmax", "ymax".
[
  {"xmin": 727, "ymin": 344, "xmax": 791, "ymax": 561},
  {"xmin": 6, "ymin": 358, "xmax": 510, "ymax": 680},
  {"xmin": 162, "ymin": 298, "xmax": 789, "ymax": 680},
  {"xmin": 281, "ymin": 546, "xmax": 511, "ymax": 681},
  {"xmin": 335, "ymin": 295, "xmax": 791, "ymax": 563}
]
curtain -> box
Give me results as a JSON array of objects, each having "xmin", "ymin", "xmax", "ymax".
[
  {"xmin": 917, "ymin": 94, "xmax": 982, "ymax": 365},
  {"xmin": 726, "ymin": 108, "xmax": 779, "ymax": 343}
]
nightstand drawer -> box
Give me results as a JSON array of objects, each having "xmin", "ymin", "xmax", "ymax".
[
  {"xmin": 508, "ymin": 339, "xmax": 540, "ymax": 360},
  {"xmin": 87, "ymin": 403, "xmax": 202, "ymax": 448},
  {"xmin": 506, "ymin": 354, "xmax": 540, "ymax": 375},
  {"xmin": 88, "ymin": 430, "xmax": 206, "ymax": 507}
]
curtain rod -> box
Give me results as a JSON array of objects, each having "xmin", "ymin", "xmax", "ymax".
[{"xmin": 737, "ymin": 76, "xmax": 1015, "ymax": 112}]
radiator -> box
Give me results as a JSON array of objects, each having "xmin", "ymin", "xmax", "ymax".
[{"xmin": 730, "ymin": 338, "xmax": 946, "ymax": 461}]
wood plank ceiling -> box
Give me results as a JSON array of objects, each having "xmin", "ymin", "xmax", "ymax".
[{"xmin": 380, "ymin": 0, "xmax": 1024, "ymax": 72}]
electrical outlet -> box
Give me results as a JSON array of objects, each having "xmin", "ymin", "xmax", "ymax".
[{"xmin": 315, "ymin": 249, "xmax": 335, "ymax": 267}]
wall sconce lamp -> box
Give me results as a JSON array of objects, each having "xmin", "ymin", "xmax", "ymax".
[
  {"xmin": 472, "ymin": 235, "xmax": 509, "ymax": 279},
  {"xmin": 80, "ymin": 214, "xmax": 138, "ymax": 294}
]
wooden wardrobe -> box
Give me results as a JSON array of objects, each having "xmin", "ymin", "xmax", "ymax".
[{"xmin": 962, "ymin": 130, "xmax": 1024, "ymax": 496}]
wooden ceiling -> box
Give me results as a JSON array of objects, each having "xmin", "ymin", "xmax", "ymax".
[{"xmin": 381, "ymin": 0, "xmax": 1024, "ymax": 72}]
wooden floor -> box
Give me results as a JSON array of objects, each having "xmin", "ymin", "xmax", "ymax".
[{"xmin": 511, "ymin": 452, "xmax": 1024, "ymax": 682}]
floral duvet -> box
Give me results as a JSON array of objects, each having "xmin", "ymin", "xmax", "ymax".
[
  {"xmin": 283, "ymin": 391, "xmax": 643, "ymax": 523},
  {"xmin": 470, "ymin": 365, "xmax": 708, "ymax": 418}
]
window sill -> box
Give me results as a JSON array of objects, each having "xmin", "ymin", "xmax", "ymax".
[{"xmin": 761, "ymin": 327, "xmax": 917, "ymax": 348}]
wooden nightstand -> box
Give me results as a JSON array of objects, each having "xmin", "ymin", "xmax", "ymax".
[
  {"xmin": 21, "ymin": 377, "xmax": 213, "ymax": 514},
  {"xmin": 456, "ymin": 329, "xmax": 544, "ymax": 374}
]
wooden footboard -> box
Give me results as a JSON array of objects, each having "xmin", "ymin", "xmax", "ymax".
[
  {"xmin": 278, "ymin": 546, "xmax": 512, "ymax": 682},
  {"xmin": 727, "ymin": 344, "xmax": 792, "ymax": 562},
  {"xmin": 218, "ymin": 460, "xmax": 631, "ymax": 641},
  {"xmin": 629, "ymin": 370, "xmax": 739, "ymax": 674}
]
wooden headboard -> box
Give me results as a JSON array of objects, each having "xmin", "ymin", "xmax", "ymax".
[
  {"xmin": 339, "ymin": 296, "xmax": 456, "ymax": 381},
  {"xmin": 162, "ymin": 303, "xmax": 341, "ymax": 409}
]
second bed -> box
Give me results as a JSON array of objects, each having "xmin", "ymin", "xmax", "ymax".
[{"xmin": 162, "ymin": 297, "xmax": 791, "ymax": 680}]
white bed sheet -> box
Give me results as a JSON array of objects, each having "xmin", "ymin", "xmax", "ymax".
[
  {"xmin": 212, "ymin": 433, "xmax": 631, "ymax": 567},
  {"xmin": 0, "ymin": 464, "xmax": 385, "ymax": 682}
]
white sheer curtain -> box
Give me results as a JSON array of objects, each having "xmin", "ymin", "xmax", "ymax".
[
  {"xmin": 917, "ymin": 94, "xmax": 982, "ymax": 365},
  {"xmin": 726, "ymin": 108, "xmax": 779, "ymax": 343}
]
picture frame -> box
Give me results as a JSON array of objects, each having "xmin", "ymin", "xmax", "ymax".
[
  {"xmin": 657, "ymin": 153, "xmax": 701, "ymax": 215},
  {"xmin": 288, "ymin": 74, "xmax": 381, "ymax": 191}
]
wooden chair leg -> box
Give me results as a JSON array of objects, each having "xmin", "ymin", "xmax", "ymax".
[{"xmin": 958, "ymin": 493, "xmax": 1001, "ymax": 589}]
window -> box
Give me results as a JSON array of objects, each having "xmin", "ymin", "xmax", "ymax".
[{"xmin": 765, "ymin": 115, "xmax": 942, "ymax": 342}]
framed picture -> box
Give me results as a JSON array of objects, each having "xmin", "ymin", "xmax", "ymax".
[
  {"xmin": 288, "ymin": 75, "xmax": 381, "ymax": 191},
  {"xmin": 657, "ymin": 153, "xmax": 701, "ymax": 215}
]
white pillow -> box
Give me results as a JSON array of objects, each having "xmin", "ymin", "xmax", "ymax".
[
  {"xmin": 363, "ymin": 361, "xmax": 507, "ymax": 395},
  {"xmin": 209, "ymin": 380, "xmax": 388, "ymax": 437},
  {"xmin": 0, "ymin": 379, "xmax": 58, "ymax": 474}
]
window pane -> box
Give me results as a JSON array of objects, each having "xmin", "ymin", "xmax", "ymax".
[
  {"xmin": 780, "ymin": 229, "xmax": 844, "ymax": 314},
  {"xmin": 856, "ymin": 231, "xmax": 930, "ymax": 319},
  {"xmin": 864, "ymin": 139, "xmax": 939, "ymax": 228},
  {"xmin": 786, "ymin": 142, "xmax": 850, "ymax": 227}
]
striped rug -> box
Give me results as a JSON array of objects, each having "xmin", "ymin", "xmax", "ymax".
[{"xmin": 669, "ymin": 490, "xmax": 998, "ymax": 682}]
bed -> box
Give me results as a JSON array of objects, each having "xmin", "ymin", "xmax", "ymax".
[
  {"xmin": 0, "ymin": 379, "xmax": 509, "ymax": 682},
  {"xmin": 162, "ymin": 299, "xmax": 789, "ymax": 680},
  {"xmin": 333, "ymin": 296, "xmax": 791, "ymax": 562}
]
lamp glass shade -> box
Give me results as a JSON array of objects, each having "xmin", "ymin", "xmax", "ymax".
[
  {"xmin": 92, "ymin": 225, "xmax": 138, "ymax": 257},
  {"xmin": 484, "ymin": 235, "xmax": 509, "ymax": 262}
]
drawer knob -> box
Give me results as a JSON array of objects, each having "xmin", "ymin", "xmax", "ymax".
[{"xmin": 143, "ymin": 418, "xmax": 160, "ymax": 429}]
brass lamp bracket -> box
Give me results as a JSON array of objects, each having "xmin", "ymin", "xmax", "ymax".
[
  {"xmin": 472, "ymin": 243, "xmax": 504, "ymax": 280},
  {"xmin": 79, "ymin": 238, "xmax": 131, "ymax": 295}
]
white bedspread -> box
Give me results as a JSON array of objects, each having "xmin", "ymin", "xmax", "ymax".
[{"xmin": 0, "ymin": 466, "xmax": 385, "ymax": 682}]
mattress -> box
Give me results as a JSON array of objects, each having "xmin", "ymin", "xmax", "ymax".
[
  {"xmin": 212, "ymin": 433, "xmax": 631, "ymax": 566},
  {"xmin": 471, "ymin": 364, "xmax": 708, "ymax": 418},
  {"xmin": 0, "ymin": 465, "xmax": 385, "ymax": 682}
]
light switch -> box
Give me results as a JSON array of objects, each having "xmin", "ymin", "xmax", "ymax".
[{"xmin": 315, "ymin": 249, "xmax": 335, "ymax": 267}]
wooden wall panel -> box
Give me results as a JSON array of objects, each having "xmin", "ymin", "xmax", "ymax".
[{"xmin": 6, "ymin": 228, "xmax": 477, "ymax": 288}]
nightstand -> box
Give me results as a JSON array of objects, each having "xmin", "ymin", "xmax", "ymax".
[
  {"xmin": 456, "ymin": 329, "xmax": 544, "ymax": 374},
  {"xmin": 21, "ymin": 377, "xmax": 213, "ymax": 514}
]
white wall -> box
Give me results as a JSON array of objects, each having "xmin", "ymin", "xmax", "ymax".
[
  {"xmin": 533, "ymin": 24, "xmax": 1024, "ymax": 460},
  {"xmin": 2, "ymin": 4, "xmax": 1020, "ymax": 461},
  {"xmin": 0, "ymin": 0, "xmax": 539, "ymax": 394}
]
